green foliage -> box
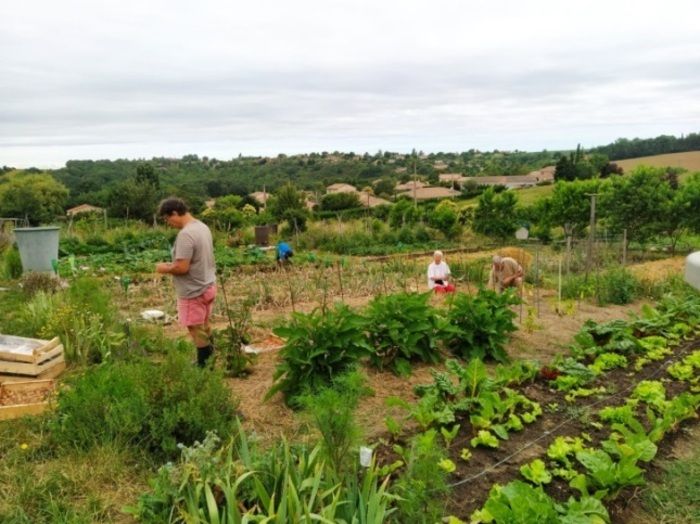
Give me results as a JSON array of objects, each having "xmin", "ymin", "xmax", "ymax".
[
  {"xmin": 597, "ymin": 268, "xmax": 639, "ymax": 305},
  {"xmin": 1, "ymin": 245, "xmax": 23, "ymax": 279},
  {"xmin": 50, "ymin": 352, "xmax": 239, "ymax": 458},
  {"xmin": 268, "ymin": 304, "xmax": 370, "ymax": 406},
  {"xmin": 268, "ymin": 182, "xmax": 309, "ymax": 231},
  {"xmin": 106, "ymin": 176, "xmax": 162, "ymax": 222},
  {"xmin": 546, "ymin": 178, "xmax": 601, "ymax": 237},
  {"xmin": 475, "ymin": 481, "xmax": 559, "ymax": 523},
  {"xmin": 472, "ymin": 187, "xmax": 518, "ymax": 239},
  {"xmin": 444, "ymin": 289, "xmax": 518, "ymax": 362},
  {"xmin": 589, "ymin": 352, "xmax": 628, "ymax": 374},
  {"xmin": 520, "ymin": 459, "xmax": 552, "ymax": 485},
  {"xmin": 430, "ymin": 199, "xmax": 461, "ymax": 237},
  {"xmin": 574, "ymin": 448, "xmax": 646, "ymax": 496},
  {"xmin": 320, "ymin": 191, "xmax": 362, "ymax": 211},
  {"xmin": 392, "ymin": 429, "xmax": 448, "ymax": 521},
  {"xmin": 0, "ymin": 171, "xmax": 68, "ymax": 225},
  {"xmin": 601, "ymin": 165, "xmax": 673, "ymax": 245},
  {"xmin": 470, "ymin": 430, "xmax": 499, "ymax": 449},
  {"xmin": 299, "ymin": 371, "xmax": 368, "ymax": 476},
  {"xmin": 128, "ymin": 429, "xmax": 396, "ymax": 523},
  {"xmin": 201, "ymin": 194, "xmax": 247, "ymax": 230},
  {"xmin": 365, "ymin": 291, "xmax": 442, "ymax": 374},
  {"xmin": 388, "ymin": 198, "xmax": 422, "ymax": 228}
]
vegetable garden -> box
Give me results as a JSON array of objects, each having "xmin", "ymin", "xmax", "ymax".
[{"xmin": 1, "ymin": 216, "xmax": 699, "ymax": 523}]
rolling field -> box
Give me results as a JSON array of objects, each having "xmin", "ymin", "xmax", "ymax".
[{"xmin": 616, "ymin": 150, "xmax": 700, "ymax": 177}]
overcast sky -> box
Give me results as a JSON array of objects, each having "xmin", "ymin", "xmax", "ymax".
[{"xmin": 1, "ymin": 0, "xmax": 699, "ymax": 168}]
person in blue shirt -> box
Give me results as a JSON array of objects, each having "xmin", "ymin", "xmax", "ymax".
[{"xmin": 276, "ymin": 241, "xmax": 294, "ymax": 267}]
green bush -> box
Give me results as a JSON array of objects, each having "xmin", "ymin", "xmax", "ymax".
[
  {"xmin": 444, "ymin": 289, "xmax": 518, "ymax": 363},
  {"xmin": 1, "ymin": 246, "xmax": 22, "ymax": 279},
  {"xmin": 597, "ymin": 268, "xmax": 639, "ymax": 305},
  {"xmin": 267, "ymin": 304, "xmax": 370, "ymax": 407},
  {"xmin": 50, "ymin": 352, "xmax": 239, "ymax": 458},
  {"xmin": 365, "ymin": 292, "xmax": 443, "ymax": 375}
]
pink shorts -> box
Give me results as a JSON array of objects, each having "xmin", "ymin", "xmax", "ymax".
[
  {"xmin": 177, "ymin": 285, "xmax": 217, "ymax": 327},
  {"xmin": 434, "ymin": 283, "xmax": 456, "ymax": 294}
]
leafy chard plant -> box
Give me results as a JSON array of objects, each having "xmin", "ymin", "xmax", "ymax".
[
  {"xmin": 266, "ymin": 303, "xmax": 370, "ymax": 407},
  {"xmin": 364, "ymin": 291, "xmax": 443, "ymax": 375},
  {"xmin": 444, "ymin": 289, "xmax": 518, "ymax": 363}
]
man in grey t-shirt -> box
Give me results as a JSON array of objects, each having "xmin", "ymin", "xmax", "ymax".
[{"xmin": 156, "ymin": 197, "xmax": 217, "ymax": 367}]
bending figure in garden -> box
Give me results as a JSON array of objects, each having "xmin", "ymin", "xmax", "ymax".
[
  {"xmin": 427, "ymin": 250, "xmax": 455, "ymax": 293},
  {"xmin": 488, "ymin": 254, "xmax": 523, "ymax": 293},
  {"xmin": 276, "ymin": 241, "xmax": 294, "ymax": 267},
  {"xmin": 155, "ymin": 197, "xmax": 217, "ymax": 367}
]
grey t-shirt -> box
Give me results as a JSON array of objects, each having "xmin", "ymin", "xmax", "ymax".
[{"xmin": 172, "ymin": 219, "xmax": 216, "ymax": 298}]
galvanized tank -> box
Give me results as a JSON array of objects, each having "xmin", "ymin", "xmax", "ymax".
[{"xmin": 13, "ymin": 226, "xmax": 60, "ymax": 273}]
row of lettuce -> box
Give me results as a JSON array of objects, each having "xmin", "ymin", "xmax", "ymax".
[{"xmin": 392, "ymin": 292, "xmax": 700, "ymax": 522}]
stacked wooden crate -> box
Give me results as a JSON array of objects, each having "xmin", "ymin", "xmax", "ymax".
[{"xmin": 0, "ymin": 335, "xmax": 65, "ymax": 379}]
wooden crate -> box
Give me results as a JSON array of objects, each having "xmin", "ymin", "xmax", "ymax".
[
  {"xmin": 0, "ymin": 335, "xmax": 65, "ymax": 377},
  {"xmin": 0, "ymin": 379, "xmax": 55, "ymax": 421}
]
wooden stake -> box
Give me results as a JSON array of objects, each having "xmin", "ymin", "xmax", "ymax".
[
  {"xmin": 336, "ymin": 260, "xmax": 345, "ymax": 301},
  {"xmin": 558, "ymin": 256, "xmax": 562, "ymax": 313}
]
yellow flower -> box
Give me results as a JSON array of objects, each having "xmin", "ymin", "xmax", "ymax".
[{"xmin": 20, "ymin": 443, "xmax": 29, "ymax": 450}]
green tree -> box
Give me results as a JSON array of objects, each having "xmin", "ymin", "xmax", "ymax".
[
  {"xmin": 472, "ymin": 187, "xmax": 518, "ymax": 240},
  {"xmin": 430, "ymin": 199, "xmax": 461, "ymax": 237},
  {"xmin": 373, "ymin": 178, "xmax": 395, "ymax": 198},
  {"xmin": 673, "ymin": 172, "xmax": 700, "ymax": 243},
  {"xmin": 554, "ymin": 156, "xmax": 576, "ymax": 181},
  {"xmin": 601, "ymin": 166, "xmax": 672, "ymax": 246},
  {"xmin": 135, "ymin": 163, "xmax": 160, "ymax": 190},
  {"xmin": 547, "ymin": 179, "xmax": 601, "ymax": 238},
  {"xmin": 0, "ymin": 171, "xmax": 68, "ymax": 225},
  {"xmin": 202, "ymin": 195, "xmax": 246, "ymax": 230},
  {"xmin": 388, "ymin": 197, "xmax": 422, "ymax": 228},
  {"xmin": 268, "ymin": 183, "xmax": 309, "ymax": 231},
  {"xmin": 320, "ymin": 191, "xmax": 361, "ymax": 211},
  {"xmin": 106, "ymin": 177, "xmax": 161, "ymax": 221}
]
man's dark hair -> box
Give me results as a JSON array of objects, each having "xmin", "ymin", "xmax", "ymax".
[{"xmin": 158, "ymin": 197, "xmax": 189, "ymax": 217}]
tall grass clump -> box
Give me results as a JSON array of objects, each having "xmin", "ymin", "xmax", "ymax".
[{"xmin": 50, "ymin": 352, "xmax": 239, "ymax": 458}]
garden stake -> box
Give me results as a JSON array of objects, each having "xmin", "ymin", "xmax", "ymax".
[
  {"xmin": 557, "ymin": 256, "xmax": 562, "ymax": 314},
  {"xmin": 283, "ymin": 264, "xmax": 296, "ymax": 312},
  {"xmin": 535, "ymin": 245, "xmax": 540, "ymax": 318},
  {"xmin": 336, "ymin": 260, "xmax": 344, "ymax": 301},
  {"xmin": 379, "ymin": 261, "xmax": 388, "ymax": 295}
]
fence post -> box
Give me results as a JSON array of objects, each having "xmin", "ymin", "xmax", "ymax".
[{"xmin": 622, "ymin": 228, "xmax": 627, "ymax": 266}]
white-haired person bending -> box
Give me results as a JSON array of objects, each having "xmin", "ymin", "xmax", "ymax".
[
  {"xmin": 427, "ymin": 250, "xmax": 455, "ymax": 293},
  {"xmin": 488, "ymin": 255, "xmax": 523, "ymax": 293}
]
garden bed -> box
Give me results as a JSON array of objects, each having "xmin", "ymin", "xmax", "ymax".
[{"xmin": 0, "ymin": 379, "xmax": 56, "ymax": 421}]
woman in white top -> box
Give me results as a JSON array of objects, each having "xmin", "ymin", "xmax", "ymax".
[{"xmin": 427, "ymin": 250, "xmax": 451, "ymax": 290}]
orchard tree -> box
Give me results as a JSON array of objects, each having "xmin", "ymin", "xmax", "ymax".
[
  {"xmin": 0, "ymin": 171, "xmax": 68, "ymax": 224},
  {"xmin": 472, "ymin": 187, "xmax": 518, "ymax": 240},
  {"xmin": 600, "ymin": 166, "xmax": 672, "ymax": 246},
  {"xmin": 547, "ymin": 179, "xmax": 602, "ymax": 238}
]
